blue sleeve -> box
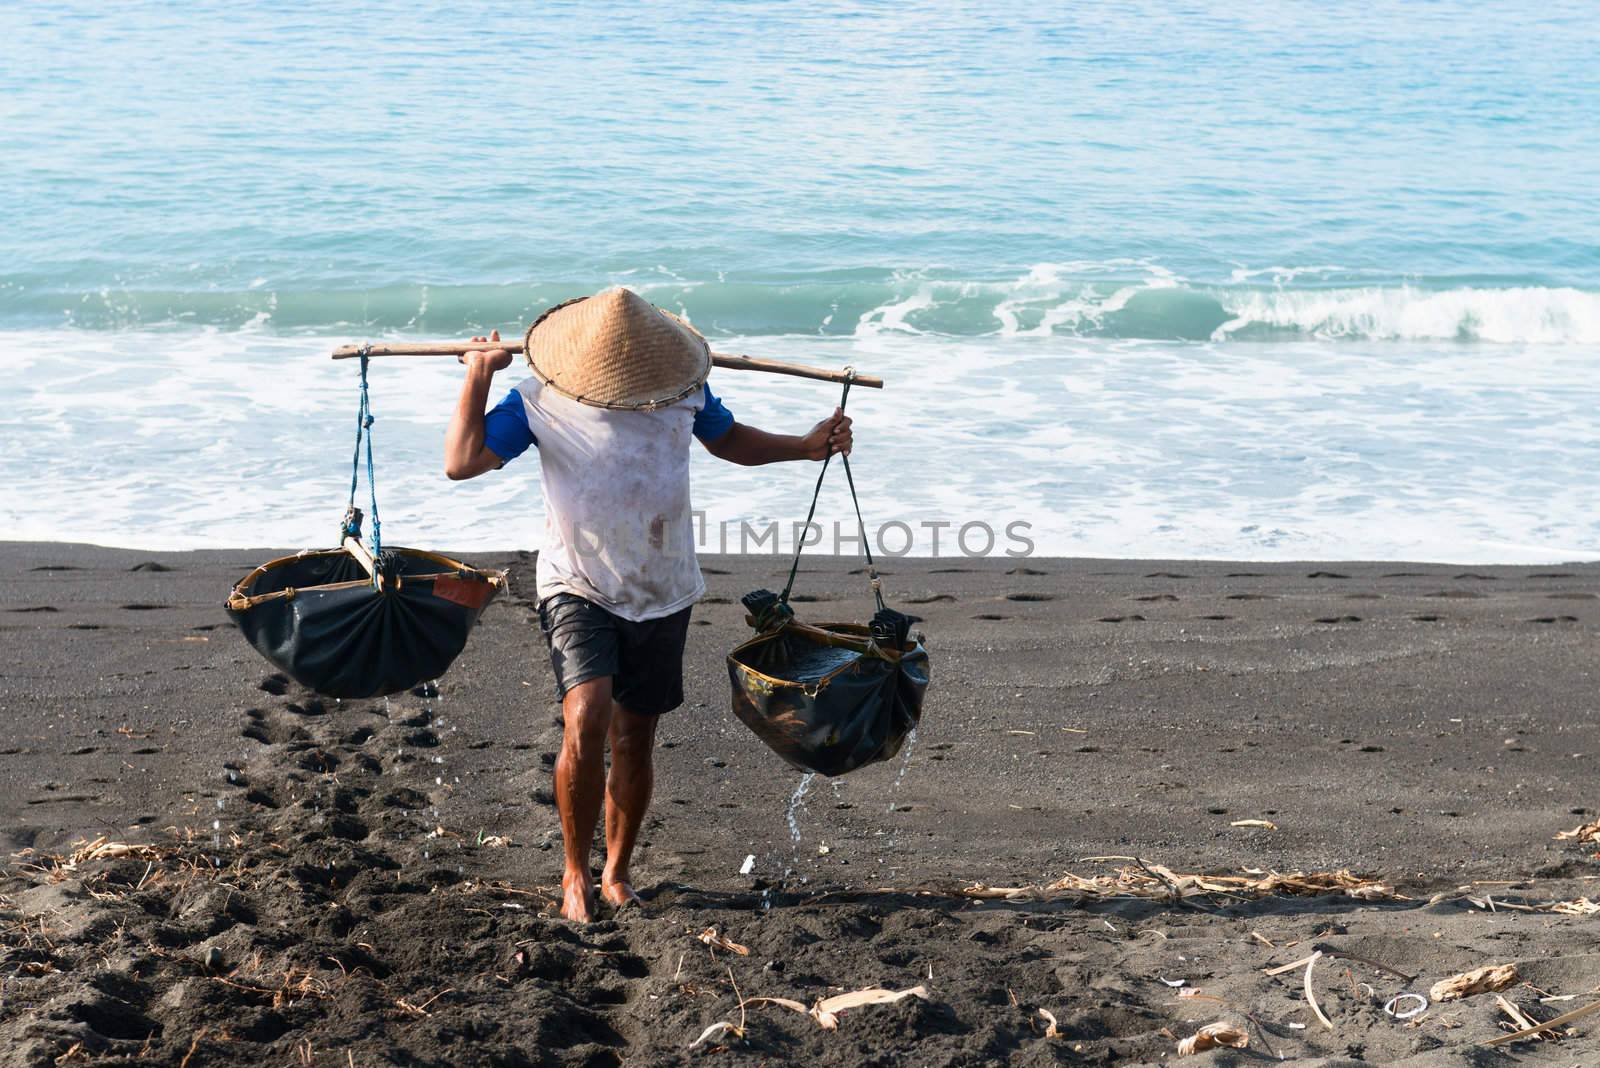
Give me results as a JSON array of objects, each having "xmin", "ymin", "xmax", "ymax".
[
  {"xmin": 482, "ymin": 389, "xmax": 537, "ymax": 462},
  {"xmin": 693, "ymin": 383, "xmax": 735, "ymax": 443}
]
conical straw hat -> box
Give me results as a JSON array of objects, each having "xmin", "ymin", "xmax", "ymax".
[{"xmin": 523, "ymin": 288, "xmax": 711, "ymax": 411}]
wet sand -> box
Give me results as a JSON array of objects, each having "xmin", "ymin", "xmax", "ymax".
[{"xmin": 1, "ymin": 542, "xmax": 1597, "ymax": 1065}]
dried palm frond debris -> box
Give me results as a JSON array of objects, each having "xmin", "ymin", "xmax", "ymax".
[
  {"xmin": 1264, "ymin": 951, "xmax": 1336, "ymax": 1028},
  {"xmin": 1482, "ymin": 998, "xmax": 1600, "ymax": 1048},
  {"xmin": 688, "ymin": 1020, "xmax": 743, "ymax": 1050},
  {"xmin": 688, "ymin": 967, "xmax": 750, "ymax": 1050},
  {"xmin": 1493, "ymin": 994, "xmax": 1558, "ymax": 1041},
  {"xmin": 1544, "ymin": 898, "xmax": 1600, "ymax": 916},
  {"xmin": 1554, "ymin": 818, "xmax": 1600, "ymax": 844},
  {"xmin": 1430, "ymin": 964, "xmax": 1518, "ymax": 1003},
  {"xmin": 697, "ymin": 926, "xmax": 750, "ymax": 957},
  {"xmin": 742, "ymin": 984, "xmax": 930, "ymax": 1031},
  {"xmin": 961, "ymin": 864, "xmax": 1399, "ymax": 905},
  {"xmin": 67, "ymin": 838, "xmax": 168, "ymax": 867},
  {"xmin": 1177, "ymin": 1021, "xmax": 1249, "ymax": 1056}
]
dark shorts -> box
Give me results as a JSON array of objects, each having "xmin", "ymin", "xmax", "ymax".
[{"xmin": 536, "ymin": 592, "xmax": 693, "ymax": 715}]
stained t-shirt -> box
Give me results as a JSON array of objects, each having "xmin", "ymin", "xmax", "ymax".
[{"xmin": 483, "ymin": 381, "xmax": 734, "ymax": 621}]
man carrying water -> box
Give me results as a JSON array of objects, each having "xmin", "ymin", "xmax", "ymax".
[{"xmin": 443, "ymin": 288, "xmax": 851, "ymax": 922}]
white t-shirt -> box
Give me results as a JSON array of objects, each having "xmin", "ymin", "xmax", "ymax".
[{"xmin": 483, "ymin": 378, "xmax": 735, "ymax": 621}]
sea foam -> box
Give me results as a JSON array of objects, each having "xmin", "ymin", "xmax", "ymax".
[{"xmin": 2, "ymin": 327, "xmax": 1594, "ymax": 563}]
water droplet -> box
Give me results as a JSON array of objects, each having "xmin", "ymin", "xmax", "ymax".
[
  {"xmin": 786, "ymin": 772, "xmax": 816, "ymax": 845},
  {"xmin": 885, "ymin": 728, "xmax": 919, "ymax": 812}
]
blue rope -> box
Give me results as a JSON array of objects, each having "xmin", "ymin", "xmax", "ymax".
[{"xmin": 344, "ymin": 349, "xmax": 383, "ymax": 577}]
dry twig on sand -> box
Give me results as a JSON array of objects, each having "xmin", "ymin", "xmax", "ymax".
[
  {"xmin": 394, "ymin": 988, "xmax": 454, "ymax": 1018},
  {"xmin": 176, "ymin": 1028, "xmax": 208, "ymax": 1068}
]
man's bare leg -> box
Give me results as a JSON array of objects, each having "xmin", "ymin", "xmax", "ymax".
[
  {"xmin": 555, "ymin": 677, "xmax": 613, "ymax": 922},
  {"xmin": 601, "ymin": 702, "xmax": 657, "ymax": 908}
]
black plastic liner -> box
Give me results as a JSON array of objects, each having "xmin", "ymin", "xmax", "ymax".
[
  {"xmin": 727, "ymin": 611, "xmax": 929, "ymax": 777},
  {"xmin": 226, "ymin": 547, "xmax": 503, "ymax": 699}
]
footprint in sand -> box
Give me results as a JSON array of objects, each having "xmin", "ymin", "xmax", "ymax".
[
  {"xmin": 1427, "ymin": 590, "xmax": 1485, "ymax": 599},
  {"xmin": 1530, "ymin": 615, "xmax": 1580, "ymax": 624},
  {"xmin": 258, "ymin": 673, "xmax": 290, "ymax": 695},
  {"xmin": 1005, "ymin": 592, "xmax": 1053, "ymax": 602},
  {"xmin": 1144, "ymin": 571, "xmax": 1188, "ymax": 579},
  {"xmin": 244, "ymin": 786, "xmax": 280, "ymax": 808},
  {"xmin": 1548, "ymin": 592, "xmax": 1597, "ymax": 600},
  {"xmin": 7, "ymin": 605, "xmax": 58, "ymax": 613},
  {"xmin": 1454, "ymin": 572, "xmax": 1497, "ymax": 580},
  {"xmin": 129, "ymin": 561, "xmax": 174, "ymax": 572},
  {"xmin": 120, "ymin": 603, "xmax": 167, "ymax": 611},
  {"xmin": 1199, "ymin": 614, "xmax": 1233, "ymax": 620},
  {"xmin": 1007, "ymin": 566, "xmax": 1047, "ymax": 576},
  {"xmin": 1314, "ymin": 615, "xmax": 1362, "ymax": 624},
  {"xmin": 1134, "ymin": 594, "xmax": 1178, "ymax": 602},
  {"xmin": 972, "ymin": 613, "xmax": 1008, "ymax": 620},
  {"xmin": 1308, "ymin": 571, "xmax": 1350, "ymax": 579},
  {"xmin": 1226, "ymin": 571, "xmax": 1265, "ymax": 577},
  {"xmin": 1226, "ymin": 593, "xmax": 1273, "ymax": 601},
  {"xmin": 903, "ymin": 593, "xmax": 955, "ymax": 604},
  {"xmin": 1411, "ymin": 614, "xmax": 1442, "ymax": 622},
  {"xmin": 1098, "ymin": 614, "xmax": 1146, "ymax": 623}
]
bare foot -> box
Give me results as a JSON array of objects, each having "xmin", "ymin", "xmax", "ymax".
[
  {"xmin": 601, "ymin": 873, "xmax": 643, "ymax": 910},
  {"xmin": 561, "ymin": 869, "xmax": 596, "ymax": 923}
]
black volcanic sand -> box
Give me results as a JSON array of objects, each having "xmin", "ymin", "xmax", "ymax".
[{"xmin": 1, "ymin": 542, "xmax": 1598, "ymax": 1066}]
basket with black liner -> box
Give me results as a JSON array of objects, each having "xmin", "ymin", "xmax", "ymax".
[
  {"xmin": 725, "ymin": 373, "xmax": 930, "ymax": 776},
  {"xmin": 226, "ymin": 511, "xmax": 503, "ymax": 699},
  {"xmin": 729, "ymin": 592, "xmax": 929, "ymax": 776},
  {"xmin": 225, "ymin": 352, "xmax": 504, "ymax": 698}
]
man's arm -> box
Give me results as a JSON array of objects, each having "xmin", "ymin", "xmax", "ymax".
[
  {"xmin": 444, "ymin": 331, "xmax": 513, "ymax": 481},
  {"xmin": 701, "ymin": 408, "xmax": 853, "ymax": 466}
]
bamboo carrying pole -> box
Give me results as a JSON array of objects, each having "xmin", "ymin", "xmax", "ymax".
[{"xmin": 330, "ymin": 341, "xmax": 883, "ymax": 389}]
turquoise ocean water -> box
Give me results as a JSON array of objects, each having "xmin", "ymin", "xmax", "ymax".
[{"xmin": 3, "ymin": 2, "xmax": 1596, "ymax": 560}]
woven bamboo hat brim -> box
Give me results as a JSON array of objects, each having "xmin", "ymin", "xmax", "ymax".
[{"xmin": 522, "ymin": 288, "xmax": 712, "ymax": 411}]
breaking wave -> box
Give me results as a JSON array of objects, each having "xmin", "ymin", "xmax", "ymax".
[{"xmin": 4, "ymin": 265, "xmax": 1599, "ymax": 344}]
